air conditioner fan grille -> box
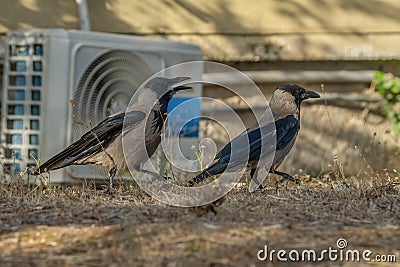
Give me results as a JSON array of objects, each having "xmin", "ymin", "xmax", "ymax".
[{"xmin": 72, "ymin": 49, "xmax": 153, "ymax": 140}]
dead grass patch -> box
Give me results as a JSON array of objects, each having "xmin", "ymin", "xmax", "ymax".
[{"xmin": 0, "ymin": 173, "xmax": 399, "ymax": 266}]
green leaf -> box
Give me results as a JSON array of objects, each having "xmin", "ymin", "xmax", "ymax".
[
  {"xmin": 373, "ymin": 71, "xmax": 400, "ymax": 136},
  {"xmin": 383, "ymin": 80, "xmax": 395, "ymax": 90}
]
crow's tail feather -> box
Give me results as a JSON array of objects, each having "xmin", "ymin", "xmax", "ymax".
[
  {"xmin": 31, "ymin": 158, "xmax": 66, "ymax": 175},
  {"xmin": 187, "ymin": 162, "xmax": 228, "ymax": 186},
  {"xmin": 31, "ymin": 144, "xmax": 88, "ymax": 175},
  {"xmin": 187, "ymin": 170, "xmax": 213, "ymax": 186}
]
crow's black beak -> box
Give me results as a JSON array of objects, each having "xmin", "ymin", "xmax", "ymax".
[
  {"xmin": 172, "ymin": 85, "xmax": 192, "ymax": 92},
  {"xmin": 170, "ymin": 76, "xmax": 191, "ymax": 92},
  {"xmin": 303, "ymin": 90, "xmax": 320, "ymax": 99}
]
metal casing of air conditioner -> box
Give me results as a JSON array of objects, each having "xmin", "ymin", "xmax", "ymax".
[{"xmin": 1, "ymin": 29, "xmax": 202, "ymax": 183}]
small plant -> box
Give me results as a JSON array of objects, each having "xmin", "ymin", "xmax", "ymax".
[{"xmin": 373, "ymin": 71, "xmax": 400, "ymax": 134}]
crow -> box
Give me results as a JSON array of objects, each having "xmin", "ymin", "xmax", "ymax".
[
  {"xmin": 187, "ymin": 84, "xmax": 320, "ymax": 189},
  {"xmin": 35, "ymin": 77, "xmax": 192, "ymax": 192}
]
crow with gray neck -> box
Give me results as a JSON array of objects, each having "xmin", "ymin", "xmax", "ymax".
[
  {"xmin": 187, "ymin": 84, "xmax": 320, "ymax": 188},
  {"xmin": 35, "ymin": 77, "xmax": 191, "ymax": 192}
]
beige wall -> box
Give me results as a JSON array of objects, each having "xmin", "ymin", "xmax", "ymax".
[
  {"xmin": 0, "ymin": 0, "xmax": 79, "ymax": 31},
  {"xmin": 0, "ymin": 0, "xmax": 400, "ymax": 61}
]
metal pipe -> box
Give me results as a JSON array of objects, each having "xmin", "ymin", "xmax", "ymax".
[
  {"xmin": 202, "ymin": 70, "xmax": 376, "ymax": 84},
  {"xmin": 75, "ymin": 0, "xmax": 91, "ymax": 31}
]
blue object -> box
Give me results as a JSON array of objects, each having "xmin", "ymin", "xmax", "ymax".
[
  {"xmin": 12, "ymin": 45, "xmax": 29, "ymax": 56},
  {"xmin": 32, "ymin": 75, "xmax": 42, "ymax": 86},
  {"xmin": 31, "ymin": 90, "xmax": 41, "ymax": 101},
  {"xmin": 29, "ymin": 134, "xmax": 39, "ymax": 145},
  {"xmin": 9, "ymin": 75, "xmax": 26, "ymax": 86},
  {"xmin": 12, "ymin": 149, "xmax": 22, "ymax": 160},
  {"xmin": 33, "ymin": 44, "xmax": 43, "ymax": 56},
  {"xmin": 33, "ymin": 61, "xmax": 42, "ymax": 71},
  {"xmin": 8, "ymin": 104, "xmax": 24, "ymax": 115},
  {"xmin": 12, "ymin": 134, "xmax": 23, "ymax": 145},
  {"xmin": 8, "ymin": 119, "xmax": 23, "ymax": 129},
  {"xmin": 12, "ymin": 61, "xmax": 27, "ymax": 72},
  {"xmin": 30, "ymin": 120, "xmax": 40, "ymax": 130},
  {"xmin": 28, "ymin": 149, "xmax": 38, "ymax": 159},
  {"xmin": 8, "ymin": 90, "xmax": 25, "ymax": 100},
  {"xmin": 167, "ymin": 97, "xmax": 201, "ymax": 138},
  {"xmin": 31, "ymin": 105, "xmax": 40, "ymax": 115}
]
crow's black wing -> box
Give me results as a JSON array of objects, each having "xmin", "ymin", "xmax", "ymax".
[
  {"xmin": 217, "ymin": 119, "xmax": 276, "ymax": 162},
  {"xmin": 39, "ymin": 110, "xmax": 145, "ymax": 172},
  {"xmin": 274, "ymin": 115, "xmax": 299, "ymax": 150},
  {"xmin": 189, "ymin": 115, "xmax": 298, "ymax": 185}
]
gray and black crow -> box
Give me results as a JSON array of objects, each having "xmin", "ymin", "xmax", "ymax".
[
  {"xmin": 35, "ymin": 77, "xmax": 191, "ymax": 191},
  {"xmin": 187, "ymin": 84, "xmax": 320, "ymax": 188}
]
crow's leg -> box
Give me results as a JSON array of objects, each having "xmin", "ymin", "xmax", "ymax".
[
  {"xmin": 141, "ymin": 169, "xmax": 166, "ymax": 181},
  {"xmin": 101, "ymin": 149, "xmax": 117, "ymax": 194},
  {"xmin": 108, "ymin": 166, "xmax": 117, "ymax": 195},
  {"xmin": 270, "ymin": 169, "xmax": 300, "ymax": 185},
  {"xmin": 250, "ymin": 168, "xmax": 256, "ymax": 179},
  {"xmin": 134, "ymin": 165, "xmax": 166, "ymax": 181},
  {"xmin": 250, "ymin": 168, "xmax": 264, "ymax": 190}
]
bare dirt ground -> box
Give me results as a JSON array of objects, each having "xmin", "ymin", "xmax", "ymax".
[{"xmin": 0, "ymin": 172, "xmax": 399, "ymax": 267}]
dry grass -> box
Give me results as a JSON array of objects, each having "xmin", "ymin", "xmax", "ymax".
[{"xmin": 0, "ymin": 170, "xmax": 399, "ymax": 267}]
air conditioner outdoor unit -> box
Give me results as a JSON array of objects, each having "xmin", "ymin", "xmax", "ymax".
[{"xmin": 1, "ymin": 29, "xmax": 202, "ymax": 183}]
